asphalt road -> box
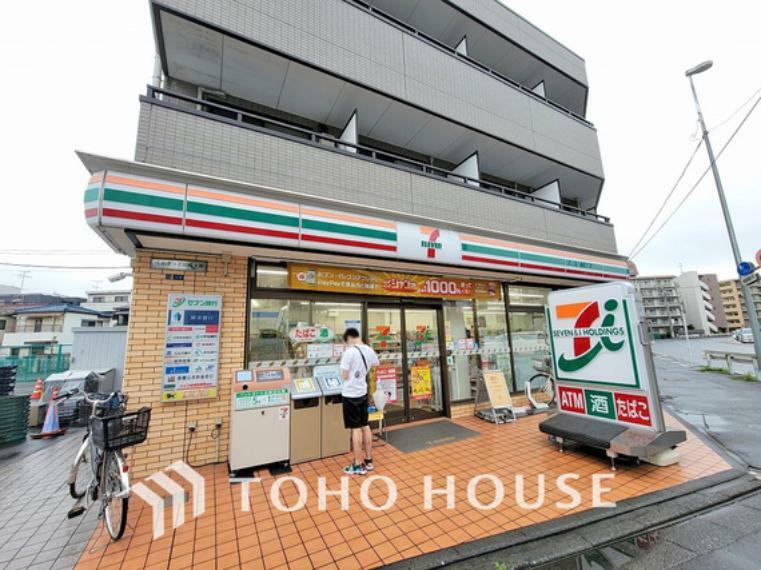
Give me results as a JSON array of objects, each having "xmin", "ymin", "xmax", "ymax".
[
  {"xmin": 652, "ymin": 335, "xmax": 755, "ymax": 368},
  {"xmin": 653, "ymin": 339, "xmax": 761, "ymax": 469}
]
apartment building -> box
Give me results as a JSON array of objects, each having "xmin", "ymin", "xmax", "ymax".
[
  {"xmin": 632, "ymin": 276, "xmax": 686, "ymax": 338},
  {"xmin": 676, "ymin": 271, "xmax": 719, "ymax": 335},
  {"xmin": 82, "ymin": 290, "xmax": 132, "ymax": 325},
  {"xmin": 78, "ymin": 0, "xmax": 629, "ymax": 474},
  {"xmin": 720, "ymin": 278, "xmax": 761, "ymax": 330},
  {"xmin": 699, "ymin": 273, "xmax": 728, "ymax": 332}
]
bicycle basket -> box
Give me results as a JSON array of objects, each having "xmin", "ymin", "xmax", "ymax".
[{"xmin": 91, "ymin": 407, "xmax": 151, "ymax": 451}]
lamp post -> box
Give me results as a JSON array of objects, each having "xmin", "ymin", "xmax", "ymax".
[{"xmin": 686, "ymin": 61, "xmax": 761, "ymax": 370}]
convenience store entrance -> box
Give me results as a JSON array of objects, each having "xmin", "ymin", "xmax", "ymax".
[{"xmin": 367, "ymin": 303, "xmax": 446, "ymax": 425}]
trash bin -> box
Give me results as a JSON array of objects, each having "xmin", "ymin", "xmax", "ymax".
[
  {"xmin": 290, "ymin": 376, "xmax": 323, "ymax": 464},
  {"xmin": 314, "ymin": 365, "xmax": 350, "ymax": 457}
]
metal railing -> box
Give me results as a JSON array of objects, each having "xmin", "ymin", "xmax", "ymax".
[
  {"xmin": 347, "ymin": 0, "xmax": 593, "ymax": 127},
  {"xmin": 143, "ymin": 86, "xmax": 611, "ymax": 224},
  {"xmin": 12, "ymin": 324, "xmax": 64, "ymax": 333},
  {"xmin": 0, "ymin": 344, "xmax": 72, "ymax": 382}
]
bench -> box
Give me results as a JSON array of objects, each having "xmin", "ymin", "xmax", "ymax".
[{"xmin": 704, "ymin": 350, "xmax": 759, "ymax": 378}]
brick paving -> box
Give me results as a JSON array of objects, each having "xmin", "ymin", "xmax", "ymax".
[
  {"xmin": 0, "ymin": 430, "xmax": 99, "ymax": 570},
  {"xmin": 74, "ymin": 412, "xmax": 730, "ymax": 569}
]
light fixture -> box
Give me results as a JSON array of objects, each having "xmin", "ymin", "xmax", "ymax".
[{"xmin": 685, "ymin": 60, "xmax": 713, "ymax": 77}]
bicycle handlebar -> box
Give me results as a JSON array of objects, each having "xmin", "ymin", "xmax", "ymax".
[{"xmin": 53, "ymin": 388, "xmax": 123, "ymax": 407}]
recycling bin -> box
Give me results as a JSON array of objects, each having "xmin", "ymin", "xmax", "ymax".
[
  {"xmin": 314, "ymin": 365, "xmax": 350, "ymax": 457},
  {"xmin": 290, "ymin": 376, "xmax": 323, "ymax": 464}
]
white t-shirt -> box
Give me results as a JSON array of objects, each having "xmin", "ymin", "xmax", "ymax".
[{"xmin": 339, "ymin": 343, "xmax": 380, "ymax": 398}]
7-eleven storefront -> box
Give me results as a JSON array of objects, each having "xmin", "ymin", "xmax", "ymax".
[{"xmin": 82, "ymin": 160, "xmax": 630, "ymax": 477}]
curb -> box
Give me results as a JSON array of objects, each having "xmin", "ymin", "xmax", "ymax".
[{"xmin": 383, "ymin": 468, "xmax": 758, "ymax": 569}]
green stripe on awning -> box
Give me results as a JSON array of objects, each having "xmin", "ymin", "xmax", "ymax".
[
  {"xmin": 187, "ymin": 200, "xmax": 299, "ymax": 227},
  {"xmin": 301, "ymin": 218, "xmax": 396, "ymax": 241},
  {"xmin": 461, "ymin": 242, "xmax": 628, "ymax": 275},
  {"xmin": 103, "ymin": 188, "xmax": 184, "ymax": 211},
  {"xmin": 83, "ymin": 187, "xmax": 99, "ymax": 204}
]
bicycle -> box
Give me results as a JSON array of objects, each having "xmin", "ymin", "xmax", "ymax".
[
  {"xmin": 525, "ymin": 355, "xmax": 556, "ymax": 411},
  {"xmin": 55, "ymin": 388, "xmax": 151, "ymax": 540}
]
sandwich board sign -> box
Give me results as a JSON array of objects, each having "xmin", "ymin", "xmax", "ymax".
[{"xmin": 546, "ymin": 281, "xmax": 665, "ymax": 432}]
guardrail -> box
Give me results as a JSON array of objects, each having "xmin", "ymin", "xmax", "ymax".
[
  {"xmin": 143, "ymin": 86, "xmax": 611, "ymax": 224},
  {"xmin": 704, "ymin": 350, "xmax": 759, "ymax": 378}
]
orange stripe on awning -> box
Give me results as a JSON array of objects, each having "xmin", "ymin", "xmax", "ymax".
[
  {"xmin": 187, "ymin": 187, "xmax": 299, "ymax": 213},
  {"xmin": 300, "ymin": 207, "xmax": 396, "ymax": 229},
  {"xmin": 555, "ymin": 302, "xmax": 591, "ymax": 319},
  {"xmin": 105, "ymin": 175, "xmax": 185, "ymax": 195}
]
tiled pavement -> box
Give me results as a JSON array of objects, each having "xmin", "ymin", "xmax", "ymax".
[
  {"xmin": 74, "ymin": 412, "xmax": 730, "ymax": 569},
  {"xmin": 0, "ymin": 430, "xmax": 99, "ymax": 570}
]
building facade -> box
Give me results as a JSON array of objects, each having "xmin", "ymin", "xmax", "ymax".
[
  {"xmin": 676, "ymin": 271, "xmax": 718, "ymax": 336},
  {"xmin": 699, "ymin": 273, "xmax": 728, "ymax": 332},
  {"xmin": 720, "ymin": 278, "xmax": 761, "ymax": 330},
  {"xmin": 79, "ymin": 0, "xmax": 628, "ymax": 476},
  {"xmin": 82, "ymin": 289, "xmax": 132, "ymax": 326},
  {"xmin": 632, "ymin": 276, "xmax": 685, "ymax": 338}
]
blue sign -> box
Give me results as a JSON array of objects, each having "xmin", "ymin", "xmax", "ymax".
[
  {"xmin": 184, "ymin": 310, "xmax": 220, "ymax": 326},
  {"xmin": 737, "ymin": 262, "xmax": 755, "ymax": 277}
]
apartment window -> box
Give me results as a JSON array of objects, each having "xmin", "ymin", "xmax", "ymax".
[
  {"xmin": 91, "ymin": 296, "xmax": 105, "ymax": 303},
  {"xmin": 81, "ymin": 320, "xmax": 97, "ymax": 327},
  {"xmin": 114, "ymin": 295, "xmax": 129, "ymax": 303},
  {"xmin": 0, "ymin": 320, "xmax": 5, "ymax": 331},
  {"xmin": 32, "ymin": 318, "xmax": 43, "ymax": 332}
]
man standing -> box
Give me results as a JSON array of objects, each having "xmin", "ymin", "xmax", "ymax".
[{"xmin": 339, "ymin": 327, "xmax": 379, "ymax": 475}]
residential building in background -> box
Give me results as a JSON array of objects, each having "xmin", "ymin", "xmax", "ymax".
[
  {"xmin": 720, "ymin": 278, "xmax": 761, "ymax": 330},
  {"xmin": 1, "ymin": 304, "xmax": 110, "ymax": 348},
  {"xmin": 632, "ymin": 276, "xmax": 686, "ymax": 338},
  {"xmin": 699, "ymin": 273, "xmax": 728, "ymax": 332},
  {"xmin": 0, "ymin": 293, "xmax": 86, "ymax": 343},
  {"xmin": 77, "ymin": 0, "xmax": 629, "ymax": 476},
  {"xmin": 82, "ymin": 289, "xmax": 132, "ymax": 326},
  {"xmin": 676, "ymin": 271, "xmax": 718, "ymax": 335}
]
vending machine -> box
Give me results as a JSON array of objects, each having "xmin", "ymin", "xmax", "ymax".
[{"xmin": 229, "ymin": 367, "xmax": 291, "ymax": 473}]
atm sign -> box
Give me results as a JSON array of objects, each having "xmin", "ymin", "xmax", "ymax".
[{"xmin": 558, "ymin": 385, "xmax": 585, "ymax": 414}]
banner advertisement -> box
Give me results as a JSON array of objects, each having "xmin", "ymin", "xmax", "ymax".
[
  {"xmin": 375, "ymin": 364, "xmax": 398, "ymax": 403},
  {"xmin": 162, "ymin": 294, "xmax": 221, "ymax": 402},
  {"xmin": 288, "ymin": 264, "xmax": 501, "ymax": 301},
  {"xmin": 546, "ymin": 282, "xmax": 663, "ymax": 432}
]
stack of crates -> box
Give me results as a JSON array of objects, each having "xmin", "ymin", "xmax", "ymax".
[
  {"xmin": 0, "ymin": 365, "xmax": 15, "ymax": 396},
  {"xmin": 0, "ymin": 365, "xmax": 29, "ymax": 444}
]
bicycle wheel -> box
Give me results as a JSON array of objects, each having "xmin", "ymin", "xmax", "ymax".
[
  {"xmin": 69, "ymin": 438, "xmax": 92, "ymax": 499},
  {"xmin": 103, "ymin": 451, "xmax": 129, "ymax": 540}
]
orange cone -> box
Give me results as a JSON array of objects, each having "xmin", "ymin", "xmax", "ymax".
[{"xmin": 30, "ymin": 379, "xmax": 43, "ymax": 401}]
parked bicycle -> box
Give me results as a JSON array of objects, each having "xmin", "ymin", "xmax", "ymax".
[
  {"xmin": 54, "ymin": 388, "xmax": 151, "ymax": 540},
  {"xmin": 525, "ymin": 355, "xmax": 557, "ymax": 411}
]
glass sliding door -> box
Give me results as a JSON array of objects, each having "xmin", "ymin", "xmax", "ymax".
[
  {"xmin": 367, "ymin": 306, "xmax": 405, "ymax": 424},
  {"xmin": 403, "ymin": 307, "xmax": 445, "ymax": 422}
]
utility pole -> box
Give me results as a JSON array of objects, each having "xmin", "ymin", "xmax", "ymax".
[
  {"xmin": 17, "ymin": 270, "xmax": 30, "ymax": 295},
  {"xmin": 686, "ymin": 61, "xmax": 761, "ymax": 369}
]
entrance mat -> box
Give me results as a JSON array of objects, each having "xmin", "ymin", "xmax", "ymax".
[{"xmin": 385, "ymin": 420, "xmax": 479, "ymax": 453}]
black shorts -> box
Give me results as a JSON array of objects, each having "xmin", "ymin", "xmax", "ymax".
[{"xmin": 342, "ymin": 394, "xmax": 369, "ymax": 429}]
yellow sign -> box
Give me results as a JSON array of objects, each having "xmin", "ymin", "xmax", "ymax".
[
  {"xmin": 411, "ymin": 365, "xmax": 432, "ymax": 400},
  {"xmin": 482, "ymin": 371, "xmax": 512, "ymax": 408},
  {"xmin": 289, "ymin": 264, "xmax": 501, "ymax": 300}
]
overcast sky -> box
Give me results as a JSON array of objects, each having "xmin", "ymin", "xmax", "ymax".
[{"xmin": 1, "ymin": 1, "xmax": 759, "ymax": 295}]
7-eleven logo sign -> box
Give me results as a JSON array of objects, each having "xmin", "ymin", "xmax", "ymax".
[
  {"xmin": 419, "ymin": 227, "xmax": 442, "ymax": 259},
  {"xmin": 554, "ymin": 299, "xmax": 625, "ymax": 373}
]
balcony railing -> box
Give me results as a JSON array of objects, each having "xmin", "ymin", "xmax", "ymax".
[
  {"xmin": 143, "ymin": 86, "xmax": 611, "ymax": 224},
  {"xmin": 13, "ymin": 324, "xmax": 64, "ymax": 333},
  {"xmin": 346, "ymin": 0, "xmax": 593, "ymax": 127}
]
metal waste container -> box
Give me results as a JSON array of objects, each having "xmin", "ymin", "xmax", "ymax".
[
  {"xmin": 290, "ymin": 376, "xmax": 322, "ymax": 464},
  {"xmin": 314, "ymin": 365, "xmax": 350, "ymax": 457}
]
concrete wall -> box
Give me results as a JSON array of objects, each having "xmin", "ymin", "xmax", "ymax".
[
  {"xmin": 156, "ymin": 0, "xmax": 603, "ymax": 178},
  {"xmin": 135, "ymin": 101, "xmax": 618, "ymax": 254},
  {"xmin": 447, "ymin": 0, "xmax": 588, "ymax": 86}
]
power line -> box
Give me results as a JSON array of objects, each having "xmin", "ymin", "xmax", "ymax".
[
  {"xmin": 709, "ymin": 85, "xmax": 761, "ymax": 132},
  {"xmin": 631, "ymin": 93, "xmax": 761, "ymax": 260},
  {"xmin": 0, "ymin": 262, "xmax": 131, "ymax": 270},
  {"xmin": 0, "ymin": 249, "xmax": 119, "ymax": 256},
  {"xmin": 627, "ymin": 140, "xmax": 703, "ymax": 258}
]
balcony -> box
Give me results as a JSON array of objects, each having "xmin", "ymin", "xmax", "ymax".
[
  {"xmin": 151, "ymin": 1, "xmax": 604, "ymax": 204},
  {"xmin": 12, "ymin": 324, "xmax": 64, "ymax": 333},
  {"xmin": 136, "ymin": 87, "xmax": 618, "ymax": 253}
]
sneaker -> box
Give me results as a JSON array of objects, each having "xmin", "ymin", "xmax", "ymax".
[
  {"xmin": 364, "ymin": 460, "xmax": 374, "ymax": 472},
  {"xmin": 342, "ymin": 463, "xmax": 367, "ymax": 476}
]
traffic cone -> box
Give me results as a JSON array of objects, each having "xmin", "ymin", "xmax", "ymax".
[
  {"xmin": 32, "ymin": 386, "xmax": 66, "ymax": 439},
  {"xmin": 30, "ymin": 379, "xmax": 43, "ymax": 401}
]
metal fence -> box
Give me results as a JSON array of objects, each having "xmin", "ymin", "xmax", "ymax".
[{"xmin": 0, "ymin": 344, "xmax": 72, "ymax": 382}]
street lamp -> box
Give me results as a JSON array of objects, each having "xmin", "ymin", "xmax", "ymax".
[{"xmin": 685, "ymin": 60, "xmax": 761, "ymax": 369}]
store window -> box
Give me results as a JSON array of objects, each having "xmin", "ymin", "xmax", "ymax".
[
  {"xmin": 254, "ymin": 264, "xmax": 288, "ymax": 288},
  {"xmin": 508, "ymin": 285, "xmax": 551, "ymax": 392},
  {"xmin": 248, "ymin": 298, "xmax": 362, "ymax": 376},
  {"xmin": 444, "ymin": 296, "xmax": 512, "ymax": 400}
]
